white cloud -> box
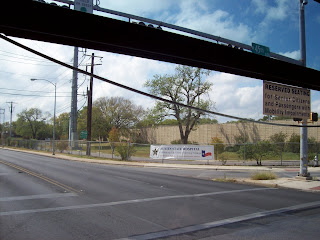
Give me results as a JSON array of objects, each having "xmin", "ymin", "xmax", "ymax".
[
  {"xmin": 252, "ymin": 0, "xmax": 268, "ymax": 14},
  {"xmin": 207, "ymin": 72, "xmax": 263, "ymax": 122},
  {"xmin": 312, "ymin": 98, "xmax": 320, "ymax": 113},
  {"xmin": 252, "ymin": 0, "xmax": 295, "ymax": 22},
  {"xmin": 99, "ymin": 0, "xmax": 174, "ymax": 17},
  {"xmin": 91, "ymin": 53, "xmax": 175, "ymax": 103},
  {"xmin": 171, "ymin": 2, "xmax": 254, "ymax": 44},
  {"xmin": 0, "ymin": 37, "xmax": 75, "ymax": 121},
  {"xmin": 278, "ymin": 50, "xmax": 301, "ymax": 60}
]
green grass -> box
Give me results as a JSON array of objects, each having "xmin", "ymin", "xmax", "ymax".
[
  {"xmin": 213, "ymin": 178, "xmax": 237, "ymax": 183},
  {"xmin": 251, "ymin": 172, "xmax": 278, "ymax": 180},
  {"xmin": 213, "ymin": 173, "xmax": 237, "ymax": 183},
  {"xmin": 90, "ymin": 143, "xmax": 150, "ymax": 158},
  {"xmin": 218, "ymin": 151, "xmax": 300, "ymax": 161},
  {"xmin": 131, "ymin": 145, "xmax": 150, "ymax": 158}
]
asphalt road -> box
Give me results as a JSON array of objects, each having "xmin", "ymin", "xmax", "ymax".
[{"xmin": 1, "ymin": 149, "xmax": 320, "ymax": 240}]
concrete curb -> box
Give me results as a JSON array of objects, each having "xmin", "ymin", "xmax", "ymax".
[{"xmin": 233, "ymin": 178, "xmax": 320, "ymax": 193}]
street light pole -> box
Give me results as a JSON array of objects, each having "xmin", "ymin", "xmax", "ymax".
[
  {"xmin": 299, "ymin": 0, "xmax": 309, "ymax": 177},
  {"xmin": 30, "ymin": 78, "xmax": 56, "ymax": 155}
]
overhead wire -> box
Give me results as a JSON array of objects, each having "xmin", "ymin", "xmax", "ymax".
[
  {"xmin": 0, "ymin": 87, "xmax": 70, "ymax": 94},
  {"xmin": 0, "ymin": 50, "xmax": 56, "ymax": 63},
  {"xmin": 1, "ymin": 34, "xmax": 318, "ymax": 128},
  {"xmin": 0, "ymin": 58, "xmax": 61, "ymax": 66},
  {"xmin": 0, "ymin": 92, "xmax": 71, "ymax": 97}
]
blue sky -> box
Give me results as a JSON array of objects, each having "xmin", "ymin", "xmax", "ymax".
[{"xmin": 0, "ymin": 0, "xmax": 319, "ymax": 123}]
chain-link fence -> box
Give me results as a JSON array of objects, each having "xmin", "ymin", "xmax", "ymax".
[{"xmin": 2, "ymin": 138, "xmax": 319, "ymax": 166}]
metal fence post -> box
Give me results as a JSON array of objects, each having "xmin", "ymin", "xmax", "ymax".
[
  {"xmin": 127, "ymin": 141, "xmax": 129, "ymax": 160},
  {"xmin": 99, "ymin": 141, "xmax": 101, "ymax": 157}
]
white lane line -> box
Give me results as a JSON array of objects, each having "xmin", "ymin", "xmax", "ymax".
[
  {"xmin": 118, "ymin": 201, "xmax": 320, "ymax": 240},
  {"xmin": 0, "ymin": 193, "xmax": 77, "ymax": 202},
  {"xmin": 0, "ymin": 187, "xmax": 275, "ymax": 216},
  {"xmin": 115, "ymin": 176, "xmax": 151, "ymax": 185}
]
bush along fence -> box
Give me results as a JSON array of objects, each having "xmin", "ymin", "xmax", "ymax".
[{"xmin": 2, "ymin": 138, "xmax": 319, "ymax": 166}]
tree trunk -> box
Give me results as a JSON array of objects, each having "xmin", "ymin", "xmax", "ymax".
[{"xmin": 181, "ymin": 136, "xmax": 188, "ymax": 144}]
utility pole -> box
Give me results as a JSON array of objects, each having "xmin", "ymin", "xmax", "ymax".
[
  {"xmin": 299, "ymin": 0, "xmax": 309, "ymax": 178},
  {"xmin": 0, "ymin": 108, "xmax": 5, "ymax": 146},
  {"xmin": 86, "ymin": 53, "xmax": 94, "ymax": 156},
  {"xmin": 86, "ymin": 53, "xmax": 102, "ymax": 156},
  {"xmin": 6, "ymin": 102, "xmax": 15, "ymax": 138},
  {"xmin": 70, "ymin": 46, "xmax": 79, "ymax": 149}
]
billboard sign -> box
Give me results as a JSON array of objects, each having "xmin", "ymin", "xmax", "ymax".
[
  {"xmin": 74, "ymin": 0, "xmax": 93, "ymax": 14},
  {"xmin": 263, "ymin": 81, "xmax": 311, "ymax": 119},
  {"xmin": 150, "ymin": 145, "xmax": 214, "ymax": 160}
]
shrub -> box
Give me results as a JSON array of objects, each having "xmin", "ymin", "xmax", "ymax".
[
  {"xmin": 238, "ymin": 140, "xmax": 273, "ymax": 165},
  {"xmin": 251, "ymin": 172, "xmax": 277, "ymax": 180},
  {"xmin": 116, "ymin": 142, "xmax": 136, "ymax": 160},
  {"xmin": 285, "ymin": 133, "xmax": 300, "ymax": 153},
  {"xmin": 269, "ymin": 132, "xmax": 287, "ymax": 155},
  {"xmin": 56, "ymin": 141, "xmax": 69, "ymax": 153},
  {"xmin": 211, "ymin": 137, "xmax": 225, "ymax": 159},
  {"xmin": 170, "ymin": 139, "xmax": 198, "ymax": 145},
  {"xmin": 219, "ymin": 154, "xmax": 227, "ymax": 165},
  {"xmin": 109, "ymin": 127, "xmax": 120, "ymax": 158}
]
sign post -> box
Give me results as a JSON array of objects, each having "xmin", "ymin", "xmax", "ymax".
[
  {"xmin": 263, "ymin": 81, "xmax": 310, "ymax": 119},
  {"xmin": 263, "ymin": 81, "xmax": 311, "ymax": 178}
]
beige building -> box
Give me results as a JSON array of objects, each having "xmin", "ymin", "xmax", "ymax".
[{"xmin": 142, "ymin": 120, "xmax": 320, "ymax": 144}]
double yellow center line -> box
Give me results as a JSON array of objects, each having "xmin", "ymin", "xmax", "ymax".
[{"xmin": 0, "ymin": 160, "xmax": 81, "ymax": 194}]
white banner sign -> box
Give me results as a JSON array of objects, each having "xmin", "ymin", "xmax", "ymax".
[
  {"xmin": 150, "ymin": 145, "xmax": 214, "ymax": 160},
  {"xmin": 74, "ymin": 0, "xmax": 93, "ymax": 13}
]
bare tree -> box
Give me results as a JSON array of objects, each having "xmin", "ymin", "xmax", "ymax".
[{"xmin": 145, "ymin": 65, "xmax": 214, "ymax": 144}]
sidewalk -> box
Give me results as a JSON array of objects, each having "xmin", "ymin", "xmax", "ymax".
[{"xmin": 3, "ymin": 147, "xmax": 320, "ymax": 193}]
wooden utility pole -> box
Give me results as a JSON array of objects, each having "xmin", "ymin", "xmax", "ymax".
[
  {"xmin": 86, "ymin": 53, "xmax": 102, "ymax": 156},
  {"xmin": 86, "ymin": 53, "xmax": 94, "ymax": 156}
]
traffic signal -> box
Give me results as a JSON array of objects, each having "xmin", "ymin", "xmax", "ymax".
[{"xmin": 310, "ymin": 112, "xmax": 318, "ymax": 122}]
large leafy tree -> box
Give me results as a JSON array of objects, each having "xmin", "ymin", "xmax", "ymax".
[
  {"xmin": 15, "ymin": 108, "xmax": 49, "ymax": 139},
  {"xmin": 144, "ymin": 65, "xmax": 214, "ymax": 144},
  {"xmin": 94, "ymin": 96, "xmax": 144, "ymax": 135},
  {"xmin": 269, "ymin": 132, "xmax": 287, "ymax": 156},
  {"xmin": 55, "ymin": 112, "xmax": 70, "ymax": 140},
  {"xmin": 77, "ymin": 106, "xmax": 109, "ymax": 140}
]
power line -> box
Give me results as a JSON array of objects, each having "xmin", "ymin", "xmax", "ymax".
[
  {"xmin": 0, "ymin": 92, "xmax": 71, "ymax": 97},
  {"xmin": 0, "ymin": 51, "xmax": 55, "ymax": 63},
  {"xmin": 1, "ymin": 34, "xmax": 318, "ymax": 128},
  {"xmin": 0, "ymin": 58, "xmax": 60, "ymax": 66},
  {"xmin": 0, "ymin": 87, "xmax": 70, "ymax": 94}
]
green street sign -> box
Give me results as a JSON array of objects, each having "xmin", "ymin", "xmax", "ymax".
[
  {"xmin": 252, "ymin": 43, "xmax": 270, "ymax": 57},
  {"xmin": 80, "ymin": 131, "xmax": 88, "ymax": 139}
]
